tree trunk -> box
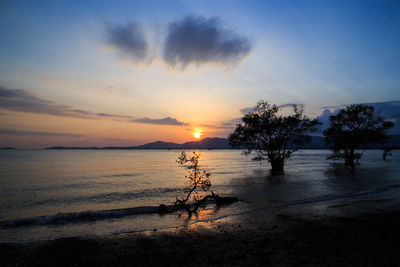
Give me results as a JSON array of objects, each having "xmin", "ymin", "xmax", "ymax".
[
  {"xmin": 344, "ymin": 149, "xmax": 355, "ymax": 167},
  {"xmin": 270, "ymin": 157, "xmax": 284, "ymax": 173}
]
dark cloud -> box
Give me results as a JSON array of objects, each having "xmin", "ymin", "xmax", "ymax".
[
  {"xmin": 0, "ymin": 86, "xmax": 91, "ymax": 118},
  {"xmin": 316, "ymin": 100, "xmax": 400, "ymax": 134},
  {"xmin": 132, "ymin": 117, "xmax": 187, "ymax": 126},
  {"xmin": 322, "ymin": 101, "xmax": 400, "ymax": 118},
  {"xmin": 194, "ymin": 118, "xmax": 243, "ymax": 131},
  {"xmin": 163, "ymin": 16, "xmax": 251, "ymax": 68},
  {"xmin": 0, "ymin": 86, "xmax": 189, "ymax": 128},
  {"xmin": 240, "ymin": 107, "xmax": 255, "ymax": 114},
  {"xmin": 213, "ymin": 118, "xmax": 242, "ymax": 128},
  {"xmin": 240, "ymin": 103, "xmax": 302, "ymax": 115},
  {"xmin": 0, "ymin": 128, "xmax": 82, "ymax": 137},
  {"xmin": 106, "ymin": 23, "xmax": 148, "ymax": 61},
  {"xmin": 279, "ymin": 103, "xmax": 299, "ymax": 109},
  {"xmin": 222, "ymin": 118, "xmax": 242, "ymax": 126},
  {"xmin": 73, "ymin": 109, "xmax": 91, "ymax": 115},
  {"xmin": 0, "ymin": 87, "xmax": 19, "ymax": 97},
  {"xmin": 0, "ymin": 86, "xmax": 134, "ymax": 120},
  {"xmin": 96, "ymin": 113, "xmax": 133, "ymax": 119}
]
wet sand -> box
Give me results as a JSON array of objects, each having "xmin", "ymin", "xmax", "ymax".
[{"xmin": 2, "ymin": 198, "xmax": 400, "ymax": 266}]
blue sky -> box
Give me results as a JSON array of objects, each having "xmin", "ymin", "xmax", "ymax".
[{"xmin": 0, "ymin": 0, "xmax": 399, "ymax": 147}]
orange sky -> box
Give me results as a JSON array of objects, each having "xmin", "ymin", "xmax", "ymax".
[{"xmin": 1, "ymin": 1, "xmax": 399, "ymax": 148}]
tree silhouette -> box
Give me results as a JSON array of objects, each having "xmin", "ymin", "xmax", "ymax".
[
  {"xmin": 174, "ymin": 151, "xmax": 238, "ymax": 215},
  {"xmin": 228, "ymin": 100, "xmax": 320, "ymax": 173},
  {"xmin": 382, "ymin": 147, "xmax": 394, "ymax": 161},
  {"xmin": 323, "ymin": 104, "xmax": 394, "ymax": 166},
  {"xmin": 175, "ymin": 151, "xmax": 211, "ymax": 214}
]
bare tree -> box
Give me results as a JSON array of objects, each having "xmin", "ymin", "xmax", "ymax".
[
  {"xmin": 175, "ymin": 151, "xmax": 211, "ymax": 214},
  {"xmin": 174, "ymin": 151, "xmax": 238, "ymax": 215}
]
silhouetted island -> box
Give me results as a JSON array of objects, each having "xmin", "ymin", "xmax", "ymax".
[{"xmin": 45, "ymin": 135, "xmax": 400, "ymax": 150}]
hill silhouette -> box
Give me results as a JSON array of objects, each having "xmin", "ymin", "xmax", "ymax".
[
  {"xmin": 134, "ymin": 137, "xmax": 231, "ymax": 149},
  {"xmin": 45, "ymin": 135, "xmax": 400, "ymax": 150}
]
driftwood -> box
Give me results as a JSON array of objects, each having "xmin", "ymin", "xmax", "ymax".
[
  {"xmin": 174, "ymin": 191, "xmax": 239, "ymax": 215},
  {"xmin": 171, "ymin": 152, "xmax": 239, "ymax": 216}
]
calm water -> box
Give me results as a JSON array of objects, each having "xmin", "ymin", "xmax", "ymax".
[{"xmin": 1, "ymin": 149, "xmax": 399, "ymax": 242}]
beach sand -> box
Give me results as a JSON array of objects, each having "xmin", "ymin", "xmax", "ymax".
[{"xmin": 2, "ymin": 197, "xmax": 400, "ymax": 266}]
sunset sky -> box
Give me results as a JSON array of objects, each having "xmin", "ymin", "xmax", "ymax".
[{"xmin": 1, "ymin": 0, "xmax": 400, "ymax": 148}]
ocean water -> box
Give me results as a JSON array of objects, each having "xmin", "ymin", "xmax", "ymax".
[{"xmin": 0, "ymin": 149, "xmax": 399, "ymax": 242}]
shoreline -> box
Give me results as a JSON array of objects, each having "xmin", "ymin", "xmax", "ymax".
[{"xmin": 2, "ymin": 197, "xmax": 400, "ymax": 266}]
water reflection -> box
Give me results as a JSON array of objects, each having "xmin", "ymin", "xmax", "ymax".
[
  {"xmin": 323, "ymin": 161, "xmax": 398, "ymax": 194},
  {"xmin": 230, "ymin": 150, "xmax": 400, "ymax": 208},
  {"xmin": 1, "ymin": 149, "xmax": 399, "ymax": 242}
]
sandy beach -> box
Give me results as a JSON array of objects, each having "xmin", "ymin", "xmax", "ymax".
[{"xmin": 2, "ymin": 195, "xmax": 400, "ymax": 267}]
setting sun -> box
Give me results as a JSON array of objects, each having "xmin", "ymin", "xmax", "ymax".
[{"xmin": 193, "ymin": 131, "xmax": 202, "ymax": 139}]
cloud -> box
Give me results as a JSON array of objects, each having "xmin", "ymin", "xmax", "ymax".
[
  {"xmin": 106, "ymin": 22, "xmax": 148, "ymax": 62},
  {"xmin": 314, "ymin": 108, "xmax": 339, "ymax": 132},
  {"xmin": 132, "ymin": 117, "xmax": 188, "ymax": 126},
  {"xmin": 322, "ymin": 101, "xmax": 400, "ymax": 118},
  {"xmin": 222, "ymin": 118, "xmax": 242, "ymax": 126},
  {"xmin": 0, "ymin": 86, "xmax": 185, "ymax": 125},
  {"xmin": 96, "ymin": 113, "xmax": 133, "ymax": 119},
  {"xmin": 0, "ymin": 128, "xmax": 82, "ymax": 137},
  {"xmin": 240, "ymin": 107, "xmax": 255, "ymax": 114},
  {"xmin": 163, "ymin": 16, "xmax": 251, "ymax": 69},
  {"xmin": 190, "ymin": 118, "xmax": 243, "ymax": 132},
  {"xmin": 0, "ymin": 86, "xmax": 92, "ymax": 118},
  {"xmin": 208, "ymin": 118, "xmax": 243, "ymax": 129},
  {"xmin": 315, "ymin": 100, "xmax": 400, "ymax": 134},
  {"xmin": 240, "ymin": 103, "xmax": 301, "ymax": 115},
  {"xmin": 0, "ymin": 86, "xmax": 136, "ymax": 120},
  {"xmin": 279, "ymin": 103, "xmax": 299, "ymax": 109}
]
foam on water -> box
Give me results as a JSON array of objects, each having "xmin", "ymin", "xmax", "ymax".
[{"xmin": 3, "ymin": 182, "xmax": 400, "ymax": 230}]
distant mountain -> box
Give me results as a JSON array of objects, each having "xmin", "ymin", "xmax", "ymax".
[
  {"xmin": 128, "ymin": 138, "xmax": 231, "ymax": 149},
  {"xmin": 46, "ymin": 138, "xmax": 231, "ymax": 150},
  {"xmin": 0, "ymin": 147, "xmax": 16, "ymax": 150},
  {"xmin": 46, "ymin": 135, "xmax": 400, "ymax": 150},
  {"xmin": 182, "ymin": 137, "xmax": 231, "ymax": 149},
  {"xmin": 133, "ymin": 140, "xmax": 184, "ymax": 149}
]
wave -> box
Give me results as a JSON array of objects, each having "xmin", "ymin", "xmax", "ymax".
[
  {"xmin": 17, "ymin": 185, "xmax": 230, "ymax": 208},
  {"xmin": 0, "ymin": 205, "xmax": 179, "ymax": 228},
  {"xmin": 17, "ymin": 187, "xmax": 184, "ymax": 208},
  {"xmin": 99, "ymin": 173, "xmax": 143, "ymax": 178},
  {"xmin": 111, "ymin": 183, "xmax": 400, "ymax": 236},
  {"xmin": 3, "ymin": 183, "xmax": 400, "ymax": 229},
  {"xmin": 269, "ymin": 183, "xmax": 400, "ymax": 208},
  {"xmin": 14, "ymin": 173, "xmax": 143, "ymax": 193}
]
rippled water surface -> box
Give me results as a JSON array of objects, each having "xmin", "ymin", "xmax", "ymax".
[{"xmin": 1, "ymin": 149, "xmax": 399, "ymax": 242}]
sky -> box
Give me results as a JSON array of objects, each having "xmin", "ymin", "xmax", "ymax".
[{"xmin": 0, "ymin": 0, "xmax": 399, "ymax": 148}]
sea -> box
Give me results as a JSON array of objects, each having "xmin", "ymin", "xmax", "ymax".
[{"xmin": 1, "ymin": 149, "xmax": 399, "ymax": 242}]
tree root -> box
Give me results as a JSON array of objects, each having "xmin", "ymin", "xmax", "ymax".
[{"xmin": 171, "ymin": 191, "xmax": 239, "ymax": 215}]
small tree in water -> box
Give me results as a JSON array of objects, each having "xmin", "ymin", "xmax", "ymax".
[
  {"xmin": 228, "ymin": 100, "xmax": 320, "ymax": 173},
  {"xmin": 323, "ymin": 104, "xmax": 394, "ymax": 167},
  {"xmin": 175, "ymin": 151, "xmax": 211, "ymax": 213}
]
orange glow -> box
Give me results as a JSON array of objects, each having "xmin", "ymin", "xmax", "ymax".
[{"xmin": 193, "ymin": 130, "xmax": 202, "ymax": 139}]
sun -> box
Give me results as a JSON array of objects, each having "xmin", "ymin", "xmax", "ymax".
[{"xmin": 193, "ymin": 131, "xmax": 202, "ymax": 139}]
